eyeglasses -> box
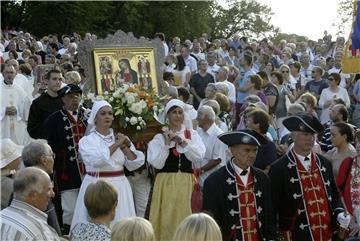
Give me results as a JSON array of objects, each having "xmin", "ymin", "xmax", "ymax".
[
  {"xmin": 282, "ymin": 71, "xmax": 289, "ymax": 73},
  {"xmin": 328, "ymin": 78, "xmax": 335, "ymax": 81},
  {"xmin": 46, "ymin": 153, "xmax": 56, "ymax": 159}
]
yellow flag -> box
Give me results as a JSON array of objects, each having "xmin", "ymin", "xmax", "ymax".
[{"xmin": 342, "ymin": 0, "xmax": 360, "ymax": 73}]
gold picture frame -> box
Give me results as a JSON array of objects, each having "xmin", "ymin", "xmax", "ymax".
[
  {"xmin": 93, "ymin": 47, "xmax": 158, "ymax": 95},
  {"xmin": 35, "ymin": 64, "xmax": 56, "ymax": 84}
]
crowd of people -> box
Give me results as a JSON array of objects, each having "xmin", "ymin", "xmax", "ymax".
[{"xmin": 1, "ymin": 28, "xmax": 360, "ymax": 241}]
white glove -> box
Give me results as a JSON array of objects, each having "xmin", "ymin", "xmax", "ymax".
[{"xmin": 337, "ymin": 212, "xmax": 351, "ymax": 228}]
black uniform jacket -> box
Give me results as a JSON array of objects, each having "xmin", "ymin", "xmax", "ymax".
[
  {"xmin": 43, "ymin": 107, "xmax": 87, "ymax": 192},
  {"xmin": 203, "ymin": 160, "xmax": 277, "ymax": 241},
  {"xmin": 269, "ymin": 149, "xmax": 345, "ymax": 241}
]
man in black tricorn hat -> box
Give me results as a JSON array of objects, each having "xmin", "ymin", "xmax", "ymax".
[
  {"xmin": 203, "ymin": 129, "xmax": 277, "ymax": 241},
  {"xmin": 43, "ymin": 84, "xmax": 88, "ymax": 234},
  {"xmin": 269, "ymin": 113, "xmax": 350, "ymax": 241}
]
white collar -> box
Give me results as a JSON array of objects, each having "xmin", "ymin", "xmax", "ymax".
[
  {"xmin": 294, "ymin": 151, "xmax": 311, "ymax": 162},
  {"xmin": 203, "ymin": 123, "xmax": 218, "ymax": 136},
  {"xmin": 294, "ymin": 150, "xmax": 312, "ymax": 171},
  {"xmin": 233, "ymin": 161, "xmax": 251, "ymax": 186}
]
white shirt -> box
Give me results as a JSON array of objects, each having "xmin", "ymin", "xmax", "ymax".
[
  {"xmin": 197, "ymin": 124, "xmax": 227, "ymax": 185},
  {"xmin": 163, "ymin": 63, "xmax": 176, "ymax": 73},
  {"xmin": 184, "ymin": 55, "xmax": 198, "ymax": 73},
  {"xmin": 318, "ymin": 87, "xmax": 351, "ymax": 124},
  {"xmin": 1, "ymin": 199, "xmax": 60, "ymax": 241},
  {"xmin": 163, "ymin": 42, "xmax": 169, "ymax": 57},
  {"xmin": 223, "ymin": 80, "xmax": 236, "ymax": 104},
  {"xmin": 79, "ymin": 129, "xmax": 145, "ymax": 172},
  {"xmin": 147, "ymin": 125, "xmax": 206, "ymax": 170},
  {"xmin": 294, "ymin": 151, "xmax": 312, "ymax": 171},
  {"xmin": 207, "ymin": 64, "xmax": 220, "ymax": 79},
  {"xmin": 192, "ymin": 51, "xmax": 206, "ymax": 61},
  {"xmin": 233, "ymin": 163, "xmax": 251, "ymax": 186},
  {"xmin": 171, "ymin": 66, "xmax": 191, "ymax": 86},
  {"xmin": 58, "ymin": 47, "xmax": 68, "ymax": 55}
]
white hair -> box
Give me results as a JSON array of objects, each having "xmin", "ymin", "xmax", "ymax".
[
  {"xmin": 198, "ymin": 105, "xmax": 216, "ymax": 121},
  {"xmin": 69, "ymin": 42, "xmax": 77, "ymax": 50}
]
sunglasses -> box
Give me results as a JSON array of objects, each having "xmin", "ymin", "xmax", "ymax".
[
  {"xmin": 328, "ymin": 78, "xmax": 335, "ymax": 81},
  {"xmin": 282, "ymin": 71, "xmax": 289, "ymax": 73}
]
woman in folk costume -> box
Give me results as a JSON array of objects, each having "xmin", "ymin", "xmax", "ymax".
[
  {"xmin": 71, "ymin": 100, "xmax": 145, "ymax": 230},
  {"xmin": 336, "ymin": 130, "xmax": 360, "ymax": 237},
  {"xmin": 147, "ymin": 99, "xmax": 205, "ymax": 241}
]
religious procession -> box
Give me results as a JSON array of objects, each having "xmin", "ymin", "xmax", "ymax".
[{"xmin": 1, "ymin": 0, "xmax": 360, "ymax": 241}]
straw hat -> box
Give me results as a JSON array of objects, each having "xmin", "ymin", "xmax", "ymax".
[{"xmin": 1, "ymin": 139, "xmax": 23, "ymax": 169}]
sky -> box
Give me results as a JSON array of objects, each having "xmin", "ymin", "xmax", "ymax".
[{"xmin": 219, "ymin": 0, "xmax": 353, "ymax": 41}]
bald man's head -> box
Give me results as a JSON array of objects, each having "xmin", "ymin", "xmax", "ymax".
[{"xmin": 13, "ymin": 167, "xmax": 54, "ymax": 211}]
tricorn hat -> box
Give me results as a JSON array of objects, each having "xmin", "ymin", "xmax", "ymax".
[
  {"xmin": 218, "ymin": 129, "xmax": 268, "ymax": 147},
  {"xmin": 283, "ymin": 113, "xmax": 323, "ymax": 133},
  {"xmin": 57, "ymin": 84, "xmax": 82, "ymax": 98}
]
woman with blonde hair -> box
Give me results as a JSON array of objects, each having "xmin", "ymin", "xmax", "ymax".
[
  {"xmin": 173, "ymin": 213, "xmax": 222, "ymax": 241},
  {"xmin": 70, "ymin": 180, "xmax": 118, "ymax": 241},
  {"xmin": 112, "ymin": 217, "xmax": 155, "ymax": 241},
  {"xmin": 198, "ymin": 83, "xmax": 217, "ymax": 109},
  {"xmin": 64, "ymin": 71, "xmax": 81, "ymax": 85},
  {"xmin": 299, "ymin": 92, "xmax": 318, "ymax": 118}
]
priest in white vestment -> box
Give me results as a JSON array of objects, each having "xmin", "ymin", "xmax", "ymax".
[{"xmin": 1, "ymin": 64, "xmax": 31, "ymax": 145}]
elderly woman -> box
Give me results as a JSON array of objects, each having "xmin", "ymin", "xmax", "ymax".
[
  {"xmin": 70, "ymin": 180, "xmax": 117, "ymax": 241},
  {"xmin": 198, "ymin": 83, "xmax": 216, "ymax": 109},
  {"xmin": 71, "ymin": 100, "xmax": 145, "ymax": 230},
  {"xmin": 325, "ymin": 122, "xmax": 357, "ymax": 178},
  {"xmin": 1, "ymin": 139, "xmax": 23, "ymax": 210},
  {"xmin": 112, "ymin": 217, "xmax": 155, "ymax": 241},
  {"xmin": 336, "ymin": 130, "xmax": 360, "ymax": 237},
  {"xmin": 173, "ymin": 213, "xmax": 222, "ymax": 241},
  {"xmin": 64, "ymin": 71, "xmax": 81, "ymax": 85},
  {"xmin": 147, "ymin": 99, "xmax": 205, "ymax": 241}
]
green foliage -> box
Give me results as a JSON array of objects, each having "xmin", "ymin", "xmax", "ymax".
[
  {"xmin": 271, "ymin": 32, "xmax": 309, "ymax": 45},
  {"xmin": 1, "ymin": 0, "xmax": 276, "ymax": 41},
  {"xmin": 210, "ymin": 0, "xmax": 277, "ymax": 40},
  {"xmin": 334, "ymin": 0, "xmax": 354, "ymax": 36}
]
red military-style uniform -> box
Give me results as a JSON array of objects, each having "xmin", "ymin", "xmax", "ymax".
[
  {"xmin": 296, "ymin": 153, "xmax": 332, "ymax": 241},
  {"xmin": 66, "ymin": 111, "xmax": 87, "ymax": 178},
  {"xmin": 203, "ymin": 160, "xmax": 277, "ymax": 241},
  {"xmin": 269, "ymin": 148, "xmax": 345, "ymax": 241},
  {"xmin": 43, "ymin": 107, "xmax": 88, "ymax": 192},
  {"xmin": 236, "ymin": 172, "xmax": 261, "ymax": 241}
]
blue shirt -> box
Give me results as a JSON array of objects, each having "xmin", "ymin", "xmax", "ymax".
[
  {"xmin": 236, "ymin": 68, "xmax": 256, "ymax": 104},
  {"xmin": 353, "ymin": 79, "xmax": 360, "ymax": 109}
]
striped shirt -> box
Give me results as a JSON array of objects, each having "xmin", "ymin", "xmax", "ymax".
[
  {"xmin": 320, "ymin": 122, "xmax": 358, "ymax": 152},
  {"xmin": 1, "ymin": 199, "xmax": 60, "ymax": 241}
]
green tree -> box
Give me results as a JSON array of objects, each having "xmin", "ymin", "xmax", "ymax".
[
  {"xmin": 210, "ymin": 0, "xmax": 277, "ymax": 40},
  {"xmin": 334, "ymin": 0, "xmax": 355, "ymax": 36},
  {"xmin": 107, "ymin": 1, "xmax": 212, "ymax": 41},
  {"xmin": 1, "ymin": 1, "xmax": 276, "ymax": 42},
  {"xmin": 1, "ymin": 0, "xmax": 28, "ymax": 30},
  {"xmin": 270, "ymin": 32, "xmax": 308, "ymax": 46}
]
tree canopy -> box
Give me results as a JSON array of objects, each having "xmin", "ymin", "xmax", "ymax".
[{"xmin": 1, "ymin": 0, "xmax": 281, "ymax": 41}]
